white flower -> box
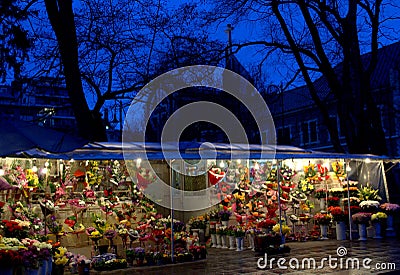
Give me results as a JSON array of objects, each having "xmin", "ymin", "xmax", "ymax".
[{"xmin": 360, "ymin": 200, "xmax": 379, "ymax": 208}]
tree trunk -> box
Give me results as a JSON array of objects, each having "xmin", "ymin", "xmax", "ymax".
[{"xmin": 44, "ymin": 0, "xmax": 106, "ymax": 141}]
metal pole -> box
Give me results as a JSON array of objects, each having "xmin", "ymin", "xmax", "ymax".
[
  {"xmin": 169, "ymin": 159, "xmax": 174, "ymax": 262},
  {"xmin": 381, "ymin": 160, "xmax": 390, "ymax": 203},
  {"xmin": 345, "ymin": 160, "xmax": 352, "ymax": 241},
  {"xmin": 119, "ymin": 100, "xmax": 123, "ymax": 141},
  {"xmin": 277, "ymin": 160, "xmax": 284, "ymax": 244}
]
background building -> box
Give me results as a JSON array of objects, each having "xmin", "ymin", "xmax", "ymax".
[{"xmin": 0, "ymin": 77, "xmax": 78, "ymax": 134}]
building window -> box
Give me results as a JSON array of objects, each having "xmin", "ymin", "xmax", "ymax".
[
  {"xmin": 301, "ymin": 120, "xmax": 318, "ymax": 145},
  {"xmin": 277, "ymin": 126, "xmax": 291, "ymax": 145}
]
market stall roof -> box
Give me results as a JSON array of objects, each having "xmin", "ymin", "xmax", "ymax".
[
  {"xmin": 17, "ymin": 141, "xmax": 390, "ymax": 161},
  {"xmin": 0, "ymin": 119, "xmax": 88, "ymax": 156}
]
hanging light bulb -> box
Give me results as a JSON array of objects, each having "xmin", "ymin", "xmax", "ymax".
[
  {"xmin": 236, "ymin": 159, "xmax": 241, "ymax": 164},
  {"xmin": 219, "ymin": 160, "xmax": 225, "ymax": 168},
  {"xmin": 365, "ymin": 158, "xmax": 371, "ymax": 164},
  {"xmin": 45, "ymin": 161, "xmax": 49, "ymax": 167},
  {"xmin": 136, "ymin": 158, "xmax": 142, "ymax": 168}
]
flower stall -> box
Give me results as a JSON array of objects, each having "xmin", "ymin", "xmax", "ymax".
[{"xmin": 0, "ymin": 141, "xmax": 397, "ymax": 273}]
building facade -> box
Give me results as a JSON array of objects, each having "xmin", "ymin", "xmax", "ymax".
[{"xmin": 0, "ymin": 77, "xmax": 77, "ymax": 134}]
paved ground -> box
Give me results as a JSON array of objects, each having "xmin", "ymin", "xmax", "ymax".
[{"xmin": 87, "ymin": 238, "xmax": 400, "ymax": 275}]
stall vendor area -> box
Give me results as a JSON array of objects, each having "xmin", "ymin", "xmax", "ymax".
[{"xmin": 0, "ymin": 142, "xmax": 398, "ymax": 274}]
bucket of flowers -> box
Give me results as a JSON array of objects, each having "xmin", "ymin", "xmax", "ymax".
[
  {"xmin": 351, "ymin": 212, "xmax": 372, "ymax": 225},
  {"xmin": 380, "ymin": 203, "xmax": 400, "ymax": 214},
  {"xmin": 327, "ymin": 197, "xmax": 340, "ymax": 207},
  {"xmin": 134, "ymin": 247, "xmax": 145, "ymax": 266},
  {"xmin": 52, "ymin": 246, "xmax": 70, "ymax": 275},
  {"xmin": 328, "ymin": 206, "xmax": 347, "ymax": 222},
  {"xmin": 314, "ymin": 212, "xmax": 332, "ymax": 225},
  {"xmin": 371, "ymin": 212, "xmax": 387, "ymax": 224},
  {"xmin": 359, "ymin": 200, "xmax": 380, "ymax": 213},
  {"xmin": 257, "ymin": 219, "xmax": 277, "ymax": 233},
  {"xmin": 218, "ymin": 210, "xmax": 232, "ymax": 222}
]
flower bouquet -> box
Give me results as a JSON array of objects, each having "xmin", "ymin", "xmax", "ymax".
[
  {"xmin": 68, "ymin": 198, "xmax": 87, "ymax": 217},
  {"xmin": 359, "ymin": 200, "xmax": 379, "ymax": 213},
  {"xmin": 233, "ymin": 226, "xmax": 246, "ymax": 237},
  {"xmin": 290, "ymin": 190, "xmax": 307, "ymax": 202},
  {"xmin": 298, "ymin": 213, "xmax": 311, "ymax": 223},
  {"xmin": 134, "ymin": 247, "xmax": 145, "ymax": 260},
  {"xmin": 314, "ymin": 212, "xmax": 332, "ymax": 225},
  {"xmin": 298, "ymin": 180, "xmax": 314, "ymax": 195},
  {"xmin": 218, "ymin": 210, "xmax": 232, "ymax": 221},
  {"xmin": 272, "ymin": 223, "xmax": 291, "ymax": 235},
  {"xmin": 327, "ymin": 206, "xmax": 347, "ymax": 222},
  {"xmin": 128, "ymin": 229, "xmax": 139, "ymax": 247},
  {"xmin": 332, "ymin": 161, "xmax": 345, "ymax": 179},
  {"xmin": 371, "ymin": 212, "xmax": 387, "ymax": 223},
  {"xmin": 257, "ymin": 219, "xmax": 277, "ymax": 230},
  {"xmin": 358, "ymin": 184, "xmax": 381, "ymax": 201},
  {"xmin": 380, "ymin": 203, "xmax": 400, "ymax": 214},
  {"xmin": 352, "ymin": 212, "xmax": 372, "ymax": 224},
  {"xmin": 329, "ymin": 188, "xmax": 345, "ymax": 198},
  {"xmin": 53, "ymin": 246, "xmax": 69, "ymax": 267},
  {"xmin": 104, "ymin": 229, "xmax": 117, "ymax": 240},
  {"xmin": 39, "ymin": 198, "xmax": 56, "ymax": 217},
  {"xmin": 208, "ymin": 167, "xmax": 226, "ymax": 185},
  {"xmin": 327, "ymin": 197, "xmax": 340, "ymax": 207},
  {"xmin": 117, "ymin": 227, "xmax": 129, "ymax": 248}
]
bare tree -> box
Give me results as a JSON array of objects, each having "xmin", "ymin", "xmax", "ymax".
[
  {"xmin": 33, "ymin": 0, "xmax": 223, "ymax": 141},
  {"xmin": 0, "ymin": 0, "xmax": 35, "ymax": 84},
  {"xmin": 205, "ymin": 0, "xmax": 400, "ymax": 155}
]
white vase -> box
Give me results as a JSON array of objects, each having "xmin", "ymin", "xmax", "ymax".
[
  {"xmin": 199, "ymin": 228, "xmax": 205, "ymax": 244},
  {"xmin": 235, "ymin": 237, "xmax": 243, "ymax": 251},
  {"xmin": 373, "ymin": 222, "xmax": 383, "ymax": 239},
  {"xmin": 336, "ymin": 221, "xmax": 346, "ymax": 240},
  {"xmin": 211, "ymin": 234, "xmax": 217, "ymax": 248},
  {"xmin": 358, "ymin": 223, "xmax": 367, "ymax": 241},
  {"xmin": 221, "ymin": 235, "xmax": 228, "ymax": 248},
  {"xmin": 247, "ymin": 234, "xmax": 255, "ymax": 251},
  {"xmin": 386, "ymin": 215, "xmax": 396, "ymax": 237},
  {"xmin": 319, "ymin": 199, "xmax": 326, "ymax": 210},
  {"xmin": 320, "ymin": 224, "xmax": 328, "ymax": 239},
  {"xmin": 221, "ymin": 220, "xmax": 229, "ymax": 226},
  {"xmin": 216, "ymin": 234, "xmax": 222, "ymax": 248},
  {"xmin": 228, "ymin": 236, "xmax": 236, "ymax": 250}
]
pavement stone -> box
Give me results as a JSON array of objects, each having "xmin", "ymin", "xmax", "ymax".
[{"xmin": 80, "ymin": 238, "xmax": 400, "ymax": 274}]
